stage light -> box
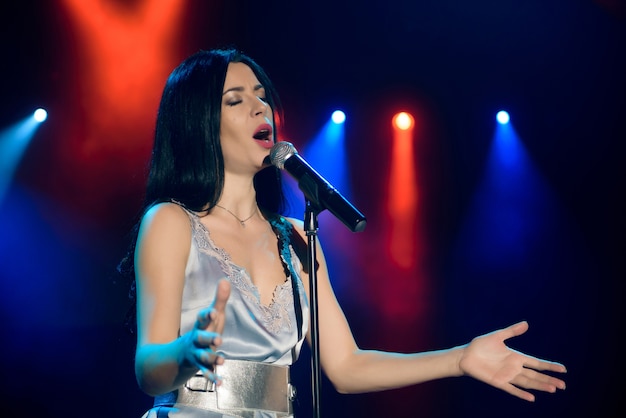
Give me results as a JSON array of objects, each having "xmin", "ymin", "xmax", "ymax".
[
  {"xmin": 331, "ymin": 110, "xmax": 345, "ymax": 124},
  {"xmin": 496, "ymin": 110, "xmax": 510, "ymax": 125},
  {"xmin": 1, "ymin": 113, "xmax": 44, "ymax": 202},
  {"xmin": 393, "ymin": 112, "xmax": 414, "ymax": 131},
  {"xmin": 33, "ymin": 108, "xmax": 47, "ymax": 122}
]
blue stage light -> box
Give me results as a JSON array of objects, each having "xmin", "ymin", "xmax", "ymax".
[
  {"xmin": 34, "ymin": 108, "xmax": 47, "ymax": 122},
  {"xmin": 331, "ymin": 110, "xmax": 345, "ymax": 124},
  {"xmin": 496, "ymin": 110, "xmax": 510, "ymax": 125}
]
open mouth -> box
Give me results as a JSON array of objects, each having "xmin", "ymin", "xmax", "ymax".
[
  {"xmin": 253, "ymin": 129, "xmax": 271, "ymax": 140},
  {"xmin": 253, "ymin": 123, "xmax": 273, "ymax": 142}
]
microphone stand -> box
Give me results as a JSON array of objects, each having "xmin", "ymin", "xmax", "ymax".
[
  {"xmin": 273, "ymin": 141, "xmax": 366, "ymax": 416},
  {"xmin": 304, "ymin": 199, "xmax": 322, "ymax": 418}
]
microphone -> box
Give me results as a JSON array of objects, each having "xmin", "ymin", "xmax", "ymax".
[{"xmin": 270, "ymin": 141, "xmax": 367, "ymax": 233}]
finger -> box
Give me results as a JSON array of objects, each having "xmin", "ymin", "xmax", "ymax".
[
  {"xmin": 202, "ymin": 370, "xmax": 224, "ymax": 386},
  {"xmin": 523, "ymin": 355, "xmax": 568, "ymax": 374},
  {"xmin": 498, "ymin": 321, "xmax": 529, "ymax": 341},
  {"xmin": 195, "ymin": 308, "xmax": 213, "ymax": 330},
  {"xmin": 511, "ymin": 368, "xmax": 566, "ymax": 392},
  {"xmin": 194, "ymin": 330, "xmax": 223, "ymax": 348},
  {"xmin": 193, "ymin": 347, "xmax": 225, "ymax": 371},
  {"xmin": 194, "ymin": 280, "xmax": 231, "ymax": 330},
  {"xmin": 502, "ymin": 383, "xmax": 536, "ymax": 402},
  {"xmin": 206, "ymin": 280, "xmax": 231, "ymax": 333},
  {"xmin": 211, "ymin": 279, "xmax": 231, "ymax": 314}
]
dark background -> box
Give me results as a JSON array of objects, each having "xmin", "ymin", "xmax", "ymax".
[{"xmin": 1, "ymin": 1, "xmax": 624, "ymax": 417}]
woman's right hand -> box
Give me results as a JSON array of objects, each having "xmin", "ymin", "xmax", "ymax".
[{"xmin": 179, "ymin": 279, "xmax": 231, "ymax": 384}]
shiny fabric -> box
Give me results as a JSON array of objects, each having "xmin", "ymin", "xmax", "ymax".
[
  {"xmin": 141, "ymin": 406, "xmax": 288, "ymax": 418},
  {"xmin": 143, "ymin": 205, "xmax": 309, "ymax": 417},
  {"xmin": 177, "ymin": 361, "xmax": 294, "ymax": 413}
]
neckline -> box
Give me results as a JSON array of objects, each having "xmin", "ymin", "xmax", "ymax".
[{"xmin": 193, "ymin": 213, "xmax": 291, "ymax": 308}]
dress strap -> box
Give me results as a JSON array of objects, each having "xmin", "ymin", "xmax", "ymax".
[{"xmin": 268, "ymin": 215, "xmax": 306, "ymax": 341}]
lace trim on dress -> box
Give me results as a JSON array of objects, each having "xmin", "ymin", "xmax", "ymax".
[{"xmin": 189, "ymin": 212, "xmax": 294, "ymax": 335}]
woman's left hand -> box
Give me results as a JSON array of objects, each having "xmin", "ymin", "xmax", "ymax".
[{"xmin": 458, "ymin": 321, "xmax": 567, "ymax": 402}]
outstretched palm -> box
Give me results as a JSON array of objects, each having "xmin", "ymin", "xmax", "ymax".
[{"xmin": 459, "ymin": 321, "xmax": 567, "ymax": 402}]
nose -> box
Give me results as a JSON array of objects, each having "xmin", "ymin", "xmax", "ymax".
[{"xmin": 252, "ymin": 96, "xmax": 269, "ymax": 116}]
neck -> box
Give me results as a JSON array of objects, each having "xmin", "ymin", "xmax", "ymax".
[{"xmin": 216, "ymin": 173, "xmax": 259, "ymax": 217}]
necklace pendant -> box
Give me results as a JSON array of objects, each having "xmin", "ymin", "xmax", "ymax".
[{"xmin": 214, "ymin": 204, "xmax": 255, "ymax": 227}]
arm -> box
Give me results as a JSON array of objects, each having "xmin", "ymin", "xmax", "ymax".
[
  {"xmin": 134, "ymin": 202, "xmax": 230, "ymax": 396},
  {"xmin": 288, "ymin": 219, "xmax": 566, "ymax": 401}
]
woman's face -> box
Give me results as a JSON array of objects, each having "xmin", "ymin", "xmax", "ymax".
[{"xmin": 220, "ymin": 62, "xmax": 275, "ymax": 174}]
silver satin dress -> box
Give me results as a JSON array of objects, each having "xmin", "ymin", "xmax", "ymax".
[{"xmin": 141, "ymin": 206, "xmax": 310, "ymax": 418}]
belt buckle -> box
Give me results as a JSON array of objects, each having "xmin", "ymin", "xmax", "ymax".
[
  {"xmin": 184, "ymin": 373, "xmax": 216, "ymax": 392},
  {"xmin": 288, "ymin": 383, "xmax": 297, "ymax": 401}
]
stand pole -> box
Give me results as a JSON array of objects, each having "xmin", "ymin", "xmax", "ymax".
[{"xmin": 304, "ymin": 199, "xmax": 321, "ymax": 418}]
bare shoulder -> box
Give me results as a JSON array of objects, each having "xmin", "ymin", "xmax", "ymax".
[
  {"xmin": 144, "ymin": 201, "xmax": 188, "ymax": 221},
  {"xmin": 139, "ymin": 202, "xmax": 191, "ymax": 239},
  {"xmin": 135, "ymin": 202, "xmax": 192, "ymax": 275}
]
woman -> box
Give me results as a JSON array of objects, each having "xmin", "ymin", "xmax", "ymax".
[{"xmin": 121, "ymin": 48, "xmax": 566, "ymax": 417}]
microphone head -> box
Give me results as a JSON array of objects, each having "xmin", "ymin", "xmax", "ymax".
[{"xmin": 269, "ymin": 141, "xmax": 297, "ymax": 170}]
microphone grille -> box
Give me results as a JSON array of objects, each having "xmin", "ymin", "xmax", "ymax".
[{"xmin": 269, "ymin": 141, "xmax": 297, "ymax": 170}]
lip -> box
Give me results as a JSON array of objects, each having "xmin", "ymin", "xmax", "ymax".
[
  {"xmin": 256, "ymin": 139, "xmax": 274, "ymax": 149},
  {"xmin": 253, "ymin": 123, "xmax": 273, "ymax": 140}
]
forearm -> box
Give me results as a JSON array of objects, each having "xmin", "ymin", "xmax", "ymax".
[
  {"xmin": 327, "ymin": 345, "xmax": 466, "ymax": 394},
  {"xmin": 135, "ymin": 339, "xmax": 198, "ymax": 396}
]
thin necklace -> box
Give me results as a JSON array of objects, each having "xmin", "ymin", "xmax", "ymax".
[{"xmin": 214, "ymin": 204, "xmax": 257, "ymax": 227}]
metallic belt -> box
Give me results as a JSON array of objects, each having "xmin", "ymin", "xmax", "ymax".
[{"xmin": 177, "ymin": 359, "xmax": 296, "ymax": 415}]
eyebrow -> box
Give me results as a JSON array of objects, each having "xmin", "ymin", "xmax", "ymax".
[{"xmin": 222, "ymin": 84, "xmax": 265, "ymax": 95}]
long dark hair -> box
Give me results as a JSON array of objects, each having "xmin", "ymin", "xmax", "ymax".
[{"xmin": 118, "ymin": 48, "xmax": 287, "ymax": 332}]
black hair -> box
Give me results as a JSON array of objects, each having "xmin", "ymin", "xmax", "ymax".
[{"xmin": 118, "ymin": 48, "xmax": 287, "ymax": 332}]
